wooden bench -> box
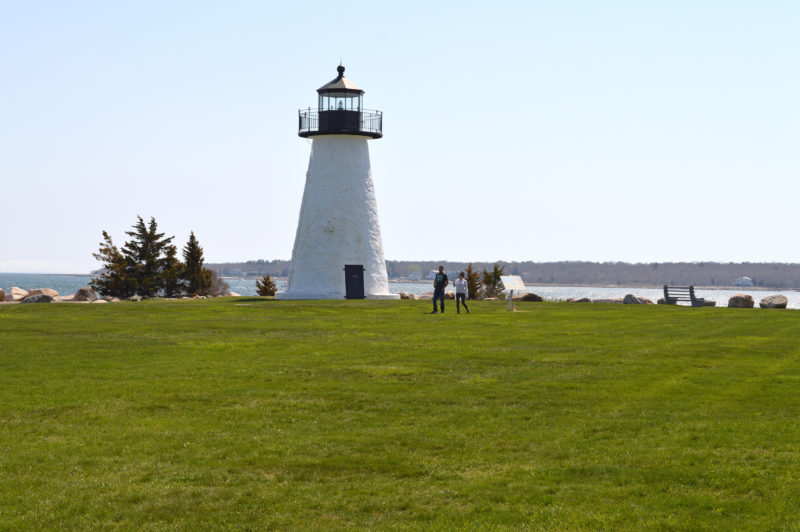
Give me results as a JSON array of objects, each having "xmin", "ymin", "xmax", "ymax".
[{"xmin": 663, "ymin": 285, "xmax": 705, "ymax": 307}]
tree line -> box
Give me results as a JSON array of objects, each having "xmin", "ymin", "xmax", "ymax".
[
  {"xmin": 395, "ymin": 261, "xmax": 800, "ymax": 288},
  {"xmin": 91, "ymin": 216, "xmax": 228, "ymax": 298},
  {"xmin": 206, "ymin": 260, "xmax": 800, "ymax": 289}
]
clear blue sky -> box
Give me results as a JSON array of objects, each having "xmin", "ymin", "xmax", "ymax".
[{"xmin": 2, "ymin": 1, "xmax": 798, "ymax": 273}]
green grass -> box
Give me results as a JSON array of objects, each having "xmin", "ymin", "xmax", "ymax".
[{"xmin": 2, "ymin": 299, "xmax": 800, "ymax": 530}]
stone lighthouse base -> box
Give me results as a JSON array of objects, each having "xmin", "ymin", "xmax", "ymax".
[
  {"xmin": 367, "ymin": 293, "xmax": 400, "ymax": 300},
  {"xmin": 275, "ymin": 291, "xmax": 399, "ymax": 300}
]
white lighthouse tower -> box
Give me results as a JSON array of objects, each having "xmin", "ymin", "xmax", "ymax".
[{"xmin": 276, "ymin": 65, "xmax": 398, "ymax": 300}]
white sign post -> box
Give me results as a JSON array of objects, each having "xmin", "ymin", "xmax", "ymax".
[{"xmin": 500, "ymin": 275, "xmax": 526, "ymax": 312}]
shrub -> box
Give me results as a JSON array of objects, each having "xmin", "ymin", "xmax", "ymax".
[
  {"xmin": 208, "ymin": 271, "xmax": 230, "ymax": 297},
  {"xmin": 256, "ymin": 275, "xmax": 277, "ymax": 296}
]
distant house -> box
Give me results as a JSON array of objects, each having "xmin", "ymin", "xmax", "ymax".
[{"xmin": 734, "ymin": 276, "xmax": 754, "ymax": 287}]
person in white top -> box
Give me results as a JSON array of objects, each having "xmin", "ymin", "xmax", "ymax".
[{"xmin": 454, "ymin": 271, "xmax": 470, "ymax": 314}]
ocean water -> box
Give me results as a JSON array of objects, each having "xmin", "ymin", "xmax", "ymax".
[
  {"xmin": 1, "ymin": 273, "xmax": 798, "ymax": 309},
  {"xmin": 0, "ymin": 274, "xmax": 97, "ymax": 296},
  {"xmin": 0, "ymin": 274, "xmax": 285, "ymax": 298}
]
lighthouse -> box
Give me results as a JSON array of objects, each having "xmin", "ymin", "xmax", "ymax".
[{"xmin": 276, "ymin": 66, "xmax": 398, "ymax": 300}]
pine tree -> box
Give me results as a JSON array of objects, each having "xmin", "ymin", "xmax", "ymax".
[
  {"xmin": 122, "ymin": 216, "xmax": 174, "ymax": 297},
  {"xmin": 256, "ymin": 274, "xmax": 277, "ymax": 296},
  {"xmin": 91, "ymin": 231, "xmax": 137, "ymax": 297},
  {"xmin": 465, "ymin": 263, "xmax": 482, "ymax": 300},
  {"xmin": 181, "ymin": 231, "xmax": 213, "ymax": 296},
  {"xmin": 161, "ymin": 244, "xmax": 184, "ymax": 298},
  {"xmin": 481, "ymin": 263, "xmax": 506, "ymax": 299}
]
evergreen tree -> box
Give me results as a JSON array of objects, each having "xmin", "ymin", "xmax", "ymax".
[
  {"xmin": 465, "ymin": 263, "xmax": 482, "ymax": 300},
  {"xmin": 161, "ymin": 244, "xmax": 184, "ymax": 298},
  {"xmin": 181, "ymin": 231, "xmax": 213, "ymax": 296},
  {"xmin": 122, "ymin": 216, "xmax": 174, "ymax": 297},
  {"xmin": 91, "ymin": 231, "xmax": 137, "ymax": 297},
  {"xmin": 256, "ymin": 274, "xmax": 277, "ymax": 296},
  {"xmin": 481, "ymin": 263, "xmax": 506, "ymax": 299}
]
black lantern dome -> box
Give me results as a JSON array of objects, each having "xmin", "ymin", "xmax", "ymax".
[{"xmin": 298, "ymin": 65, "xmax": 382, "ymax": 139}]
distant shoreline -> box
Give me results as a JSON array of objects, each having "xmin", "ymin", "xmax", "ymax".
[
  {"xmin": 207, "ymin": 260, "xmax": 800, "ymax": 291},
  {"xmin": 389, "ymin": 280, "xmax": 785, "ymax": 291}
]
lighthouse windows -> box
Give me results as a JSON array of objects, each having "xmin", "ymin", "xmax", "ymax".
[{"xmin": 319, "ymin": 92, "xmax": 362, "ymax": 112}]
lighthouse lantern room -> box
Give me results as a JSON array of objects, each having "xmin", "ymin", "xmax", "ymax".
[
  {"xmin": 298, "ymin": 65, "xmax": 382, "ymax": 139},
  {"xmin": 277, "ymin": 66, "xmax": 397, "ymax": 300}
]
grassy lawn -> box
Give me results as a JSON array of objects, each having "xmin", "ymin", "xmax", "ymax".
[{"xmin": 1, "ymin": 298, "xmax": 800, "ymax": 529}]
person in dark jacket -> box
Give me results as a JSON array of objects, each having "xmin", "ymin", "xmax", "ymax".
[{"xmin": 431, "ymin": 265, "xmax": 448, "ymax": 313}]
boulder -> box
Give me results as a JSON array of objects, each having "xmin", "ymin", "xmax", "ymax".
[
  {"xmin": 222, "ymin": 291, "xmax": 241, "ymax": 297},
  {"xmin": 9, "ymin": 287, "xmax": 28, "ymax": 301},
  {"xmin": 420, "ymin": 292, "xmax": 434, "ymax": 300},
  {"xmin": 92, "ymin": 299, "xmax": 108, "ymax": 304},
  {"xmin": 728, "ymin": 294, "xmax": 754, "ymax": 308},
  {"xmin": 129, "ymin": 295, "xmax": 143, "ymax": 302},
  {"xmin": 55, "ymin": 295, "xmax": 75, "ymax": 302},
  {"xmin": 74, "ymin": 287, "xmax": 98, "ymax": 302},
  {"xmin": 483, "ymin": 297, "xmax": 499, "ymax": 301},
  {"xmin": 21, "ymin": 294, "xmax": 53, "ymax": 303},
  {"xmin": 759, "ymin": 295, "xmax": 788, "ymax": 309},
  {"xmin": 398, "ymin": 292, "xmax": 409, "ymax": 300},
  {"xmin": 566, "ymin": 297, "xmax": 592, "ymax": 303},
  {"xmin": 0, "ymin": 289, "xmax": 5, "ymax": 302},
  {"xmin": 28, "ymin": 288, "xmax": 59, "ymax": 298},
  {"xmin": 444, "ymin": 292, "xmax": 455, "ymax": 300},
  {"xmin": 408, "ymin": 293, "xmax": 419, "ymax": 300},
  {"xmin": 519, "ymin": 292, "xmax": 544, "ymax": 302},
  {"xmin": 657, "ymin": 297, "xmax": 666, "ymax": 304},
  {"xmin": 703, "ymin": 300, "xmax": 717, "ymax": 307},
  {"xmin": 623, "ymin": 294, "xmax": 652, "ymax": 304}
]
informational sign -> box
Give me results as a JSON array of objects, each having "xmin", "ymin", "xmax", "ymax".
[
  {"xmin": 499, "ymin": 275, "xmax": 526, "ymax": 292},
  {"xmin": 499, "ymin": 275, "xmax": 526, "ymax": 311}
]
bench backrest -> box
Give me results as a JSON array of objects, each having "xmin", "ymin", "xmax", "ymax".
[{"xmin": 663, "ymin": 285, "xmax": 696, "ymax": 300}]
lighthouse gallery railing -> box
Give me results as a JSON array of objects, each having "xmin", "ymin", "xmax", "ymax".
[{"xmin": 298, "ymin": 108, "xmax": 383, "ymax": 137}]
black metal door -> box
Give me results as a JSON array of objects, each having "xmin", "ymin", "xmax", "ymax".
[{"xmin": 344, "ymin": 265, "xmax": 365, "ymax": 299}]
